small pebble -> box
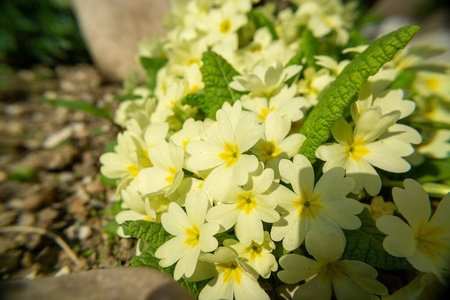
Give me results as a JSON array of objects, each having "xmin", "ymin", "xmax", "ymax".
[{"xmin": 77, "ymin": 225, "xmax": 92, "ymax": 240}]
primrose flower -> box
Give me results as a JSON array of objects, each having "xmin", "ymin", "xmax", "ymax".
[
  {"xmin": 137, "ymin": 140, "xmax": 184, "ymax": 197},
  {"xmin": 205, "ymin": 166, "xmax": 280, "ymax": 245},
  {"xmin": 316, "ymin": 106, "xmax": 414, "ymax": 196},
  {"xmin": 270, "ymin": 154, "xmax": 362, "ymax": 251},
  {"xmin": 100, "ymin": 131, "xmax": 139, "ymax": 180},
  {"xmin": 278, "ymin": 231, "xmax": 388, "ymax": 299},
  {"xmin": 242, "ymin": 84, "xmax": 306, "ymax": 122},
  {"xmin": 224, "ymin": 231, "xmax": 277, "ymax": 278},
  {"xmin": 206, "ymin": 2, "xmax": 247, "ymax": 46},
  {"xmin": 155, "ymin": 191, "xmax": 219, "ymax": 280},
  {"xmin": 251, "ymin": 112, "xmax": 305, "ymax": 179},
  {"xmin": 376, "ymin": 179, "xmax": 450, "ymax": 282},
  {"xmin": 115, "ymin": 186, "xmax": 156, "ymax": 238},
  {"xmin": 230, "ymin": 62, "xmax": 302, "ymax": 98},
  {"xmin": 198, "ymin": 247, "xmax": 270, "ymax": 300},
  {"xmin": 185, "ymin": 101, "xmax": 263, "ymax": 185}
]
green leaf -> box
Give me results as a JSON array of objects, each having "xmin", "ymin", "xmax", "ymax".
[
  {"xmin": 100, "ymin": 174, "xmax": 118, "ymax": 187},
  {"xmin": 130, "ymin": 248, "xmax": 209, "ymax": 298},
  {"xmin": 103, "ymin": 200, "xmax": 124, "ymax": 215},
  {"xmin": 41, "ymin": 98, "xmax": 112, "ymax": 120},
  {"xmin": 200, "ymin": 51, "xmax": 243, "ymax": 119},
  {"xmin": 129, "ymin": 248, "xmax": 162, "ymax": 269},
  {"xmin": 408, "ymin": 158, "xmax": 450, "ymax": 184},
  {"xmin": 104, "ymin": 139, "xmax": 118, "ymax": 153},
  {"xmin": 249, "ymin": 10, "xmax": 278, "ymax": 40},
  {"xmin": 299, "ymin": 25, "xmax": 420, "ymax": 162},
  {"xmin": 389, "ymin": 71, "xmax": 416, "ymax": 90},
  {"xmin": 342, "ymin": 208, "xmax": 412, "ymax": 270},
  {"xmin": 115, "ymin": 93, "xmax": 142, "ymax": 101},
  {"xmin": 140, "ymin": 56, "xmax": 168, "ymax": 90},
  {"xmin": 103, "ymin": 220, "xmax": 119, "ymax": 237},
  {"xmin": 181, "ymin": 93, "xmax": 206, "ymax": 108},
  {"xmin": 300, "ymin": 28, "xmax": 319, "ymax": 70},
  {"xmin": 122, "ymin": 220, "xmax": 173, "ymax": 251}
]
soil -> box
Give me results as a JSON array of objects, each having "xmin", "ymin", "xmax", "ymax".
[{"xmin": 0, "ymin": 64, "xmax": 136, "ymax": 280}]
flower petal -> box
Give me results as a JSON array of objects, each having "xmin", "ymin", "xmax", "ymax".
[{"xmin": 376, "ymin": 215, "xmax": 416, "ymax": 257}]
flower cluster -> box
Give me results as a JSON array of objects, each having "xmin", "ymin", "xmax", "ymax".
[{"xmin": 100, "ymin": 0, "xmax": 450, "ymax": 299}]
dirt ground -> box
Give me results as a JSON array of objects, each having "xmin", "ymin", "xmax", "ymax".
[{"xmin": 0, "ymin": 64, "xmax": 136, "ymax": 280}]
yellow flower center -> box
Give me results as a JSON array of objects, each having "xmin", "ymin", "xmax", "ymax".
[
  {"xmin": 415, "ymin": 222, "xmax": 448, "ymax": 261},
  {"xmin": 236, "ymin": 191, "xmax": 257, "ymax": 214},
  {"xmin": 258, "ymin": 106, "xmax": 275, "ymax": 121},
  {"xmin": 188, "ymin": 57, "xmax": 200, "ymax": 65},
  {"xmin": 346, "ymin": 137, "xmax": 370, "ymax": 161},
  {"xmin": 250, "ymin": 44, "xmax": 263, "ymax": 53},
  {"xmin": 139, "ymin": 149, "xmax": 153, "ymax": 168},
  {"xmin": 189, "ymin": 85, "xmax": 201, "ymax": 94},
  {"xmin": 217, "ymin": 261, "xmax": 243, "ymax": 284},
  {"xmin": 425, "ymin": 78, "xmax": 440, "ymax": 91},
  {"xmin": 260, "ymin": 140, "xmax": 281, "ymax": 161},
  {"xmin": 184, "ymin": 224, "xmax": 200, "ymax": 247},
  {"xmin": 127, "ymin": 164, "xmax": 140, "ymax": 177},
  {"xmin": 220, "ymin": 19, "xmax": 231, "ymax": 34},
  {"xmin": 293, "ymin": 190, "xmax": 323, "ymax": 219},
  {"xmin": 219, "ymin": 142, "xmax": 240, "ymax": 167},
  {"xmin": 165, "ymin": 167, "xmax": 178, "ymax": 184},
  {"xmin": 244, "ymin": 242, "xmax": 263, "ymax": 261}
]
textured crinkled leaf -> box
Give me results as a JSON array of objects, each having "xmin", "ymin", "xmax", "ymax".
[
  {"xmin": 342, "ymin": 208, "xmax": 412, "ymax": 270},
  {"xmin": 129, "ymin": 248, "xmax": 163, "ymax": 269},
  {"xmin": 299, "ymin": 25, "xmax": 420, "ymax": 162},
  {"xmin": 181, "ymin": 93, "xmax": 206, "ymax": 110},
  {"xmin": 200, "ymin": 51, "xmax": 244, "ymax": 119},
  {"xmin": 123, "ymin": 220, "xmax": 173, "ymax": 251},
  {"xmin": 140, "ymin": 56, "xmax": 168, "ymax": 91},
  {"xmin": 249, "ymin": 10, "xmax": 278, "ymax": 40}
]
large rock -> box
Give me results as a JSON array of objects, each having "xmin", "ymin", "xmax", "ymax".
[
  {"xmin": 0, "ymin": 267, "xmax": 194, "ymax": 300},
  {"xmin": 72, "ymin": 0, "xmax": 170, "ymax": 82}
]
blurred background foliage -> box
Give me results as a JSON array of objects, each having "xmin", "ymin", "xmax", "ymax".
[{"xmin": 0, "ymin": 0, "xmax": 90, "ymax": 68}]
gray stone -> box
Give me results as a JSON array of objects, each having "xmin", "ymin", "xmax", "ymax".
[
  {"xmin": 72, "ymin": 0, "xmax": 171, "ymax": 82},
  {"xmin": 0, "ymin": 268, "xmax": 195, "ymax": 300}
]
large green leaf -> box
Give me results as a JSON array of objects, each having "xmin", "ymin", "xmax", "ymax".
[
  {"xmin": 299, "ymin": 25, "xmax": 420, "ymax": 162},
  {"xmin": 122, "ymin": 220, "xmax": 173, "ymax": 251},
  {"xmin": 200, "ymin": 51, "xmax": 244, "ymax": 119},
  {"xmin": 342, "ymin": 208, "xmax": 412, "ymax": 270}
]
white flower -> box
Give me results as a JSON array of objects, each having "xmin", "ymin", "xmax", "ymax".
[
  {"xmin": 251, "ymin": 112, "xmax": 305, "ymax": 179},
  {"xmin": 198, "ymin": 247, "xmax": 270, "ymax": 300},
  {"xmin": 376, "ymin": 179, "xmax": 450, "ymax": 282},
  {"xmin": 205, "ymin": 165, "xmax": 279, "ymax": 245},
  {"xmin": 100, "ymin": 131, "xmax": 139, "ymax": 180},
  {"xmin": 205, "ymin": 2, "xmax": 247, "ymax": 47},
  {"xmin": 155, "ymin": 191, "xmax": 219, "ymax": 280},
  {"xmin": 137, "ymin": 140, "xmax": 184, "ymax": 197},
  {"xmin": 417, "ymin": 129, "xmax": 450, "ymax": 159},
  {"xmin": 115, "ymin": 186, "xmax": 156, "ymax": 238},
  {"xmin": 316, "ymin": 106, "xmax": 414, "ymax": 196},
  {"xmin": 270, "ymin": 154, "xmax": 362, "ymax": 251},
  {"xmin": 170, "ymin": 118, "xmax": 203, "ymax": 150},
  {"xmin": 224, "ymin": 231, "xmax": 278, "ymax": 278},
  {"xmin": 242, "ymin": 84, "xmax": 307, "ymax": 122},
  {"xmin": 278, "ymin": 231, "xmax": 388, "ymax": 300},
  {"xmin": 185, "ymin": 101, "xmax": 263, "ymax": 185},
  {"xmin": 230, "ymin": 62, "xmax": 302, "ymax": 98},
  {"xmin": 382, "ymin": 273, "xmax": 447, "ymax": 300}
]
